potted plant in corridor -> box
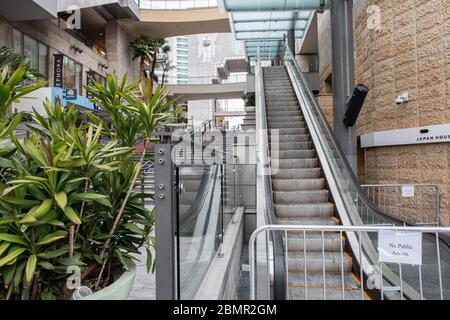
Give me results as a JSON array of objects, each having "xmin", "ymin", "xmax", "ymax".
[{"xmin": 0, "ymin": 48, "xmax": 179, "ymax": 299}]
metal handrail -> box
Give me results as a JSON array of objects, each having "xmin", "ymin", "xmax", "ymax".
[
  {"xmin": 255, "ymin": 48, "xmax": 287, "ymax": 300},
  {"xmin": 362, "ymin": 184, "xmax": 440, "ymax": 226},
  {"xmin": 250, "ymin": 224, "xmax": 450, "ymax": 300},
  {"xmin": 281, "ymin": 43, "xmax": 450, "ymax": 300}
]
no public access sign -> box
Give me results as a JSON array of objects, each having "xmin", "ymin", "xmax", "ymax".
[{"xmin": 378, "ymin": 230, "xmax": 423, "ymax": 266}]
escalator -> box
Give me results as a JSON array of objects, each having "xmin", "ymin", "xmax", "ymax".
[
  {"xmin": 256, "ymin": 45, "xmax": 450, "ymax": 300},
  {"xmin": 264, "ymin": 66, "xmax": 366, "ymax": 300}
]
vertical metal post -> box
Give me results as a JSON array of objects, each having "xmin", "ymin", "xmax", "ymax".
[
  {"xmin": 331, "ymin": 0, "xmax": 357, "ymax": 173},
  {"xmin": 155, "ymin": 143, "xmax": 177, "ymax": 300},
  {"xmin": 287, "ymin": 29, "xmax": 295, "ymax": 57}
]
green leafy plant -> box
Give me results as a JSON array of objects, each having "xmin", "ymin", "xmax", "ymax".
[
  {"xmin": 242, "ymin": 92, "xmax": 255, "ymax": 107},
  {"xmin": 130, "ymin": 35, "xmax": 171, "ymax": 92},
  {"xmin": 0, "ymin": 54, "xmax": 178, "ymax": 299}
]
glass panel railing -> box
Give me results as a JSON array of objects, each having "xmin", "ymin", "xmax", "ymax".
[
  {"xmin": 140, "ymin": 0, "xmax": 218, "ymax": 10},
  {"xmin": 177, "ymin": 165, "xmax": 223, "ymax": 299},
  {"xmin": 282, "ymin": 44, "xmax": 450, "ymax": 300}
]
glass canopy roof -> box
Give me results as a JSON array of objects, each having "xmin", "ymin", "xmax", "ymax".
[{"xmin": 218, "ymin": 0, "xmax": 330, "ymax": 59}]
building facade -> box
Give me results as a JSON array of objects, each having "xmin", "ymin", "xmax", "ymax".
[
  {"xmin": 0, "ymin": 2, "xmax": 140, "ymax": 112},
  {"xmin": 312, "ymin": 0, "xmax": 450, "ymax": 226}
]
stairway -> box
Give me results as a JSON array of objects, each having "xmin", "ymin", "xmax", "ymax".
[
  {"xmin": 241, "ymin": 106, "xmax": 256, "ymax": 131},
  {"xmin": 263, "ymin": 66, "xmax": 368, "ymax": 300}
]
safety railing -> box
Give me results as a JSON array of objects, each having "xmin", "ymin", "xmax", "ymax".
[
  {"xmin": 249, "ymin": 225, "xmax": 450, "ymax": 300},
  {"xmin": 140, "ymin": 0, "xmax": 217, "ymax": 10},
  {"xmin": 362, "ymin": 184, "xmax": 440, "ymax": 226},
  {"xmin": 165, "ymin": 74, "xmax": 247, "ymax": 85}
]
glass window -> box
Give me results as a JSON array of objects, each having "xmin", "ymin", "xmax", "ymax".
[
  {"xmin": 23, "ymin": 35, "xmax": 38, "ymax": 70},
  {"xmin": 63, "ymin": 56, "xmax": 82, "ymax": 93},
  {"xmin": 13, "ymin": 29, "xmax": 22, "ymax": 54},
  {"xmin": 12, "ymin": 29, "xmax": 48, "ymax": 78},
  {"xmin": 38, "ymin": 43, "xmax": 48, "ymax": 77}
]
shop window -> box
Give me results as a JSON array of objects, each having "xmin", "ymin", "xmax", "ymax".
[
  {"xmin": 12, "ymin": 29, "xmax": 48, "ymax": 78},
  {"xmin": 63, "ymin": 56, "xmax": 83, "ymax": 94}
]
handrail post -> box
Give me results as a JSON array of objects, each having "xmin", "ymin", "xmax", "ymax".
[{"xmin": 155, "ymin": 142, "xmax": 177, "ymax": 300}]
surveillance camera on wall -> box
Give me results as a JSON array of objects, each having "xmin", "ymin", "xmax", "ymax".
[{"xmin": 395, "ymin": 92, "xmax": 409, "ymax": 105}]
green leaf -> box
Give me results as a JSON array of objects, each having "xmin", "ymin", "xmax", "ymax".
[
  {"xmin": 146, "ymin": 247, "xmax": 153, "ymax": 273},
  {"xmin": 54, "ymin": 191, "xmax": 67, "ymax": 210},
  {"xmin": 63, "ymin": 207, "xmax": 81, "ymax": 225},
  {"xmin": 19, "ymin": 212, "xmax": 38, "ymax": 224},
  {"xmin": 36, "ymin": 230, "xmax": 67, "ymax": 245},
  {"xmin": 124, "ymin": 223, "xmax": 145, "ymax": 236},
  {"xmin": 35, "ymin": 199, "xmax": 53, "ymax": 219},
  {"xmin": 24, "ymin": 138, "xmax": 47, "ymax": 166},
  {"xmin": 0, "ymin": 233, "xmax": 28, "ymax": 246},
  {"xmin": 25, "ymin": 254, "xmax": 37, "ymax": 283},
  {"xmin": 2, "ymin": 184, "xmax": 25, "ymax": 197},
  {"xmin": 13, "ymin": 261, "xmax": 26, "ymax": 289},
  {"xmin": 3, "ymin": 264, "xmax": 15, "ymax": 289},
  {"xmin": 37, "ymin": 261, "xmax": 54, "ymax": 270},
  {"xmin": 0, "ymin": 247, "xmax": 26, "ymax": 267},
  {"xmin": 0, "ymin": 242, "xmax": 11, "ymax": 257}
]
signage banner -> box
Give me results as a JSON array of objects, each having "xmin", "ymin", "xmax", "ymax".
[
  {"xmin": 86, "ymin": 71, "xmax": 95, "ymax": 100},
  {"xmin": 361, "ymin": 123, "xmax": 450, "ymax": 148},
  {"xmin": 64, "ymin": 88, "xmax": 77, "ymax": 101},
  {"xmin": 53, "ymin": 54, "xmax": 64, "ymax": 88},
  {"xmin": 378, "ymin": 230, "xmax": 422, "ymax": 265}
]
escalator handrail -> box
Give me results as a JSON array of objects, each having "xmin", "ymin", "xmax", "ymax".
[
  {"xmin": 255, "ymin": 54, "xmax": 287, "ymax": 300},
  {"xmin": 282, "ymin": 45, "xmax": 441, "ymax": 300}
]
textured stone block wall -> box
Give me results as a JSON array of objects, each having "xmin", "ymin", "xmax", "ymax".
[
  {"xmin": 353, "ymin": 0, "xmax": 450, "ymax": 226},
  {"xmin": 316, "ymin": 0, "xmax": 450, "ymax": 225}
]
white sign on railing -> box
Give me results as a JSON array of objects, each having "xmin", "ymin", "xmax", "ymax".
[
  {"xmin": 402, "ymin": 185, "xmax": 415, "ymax": 198},
  {"xmin": 378, "ymin": 230, "xmax": 422, "ymax": 265}
]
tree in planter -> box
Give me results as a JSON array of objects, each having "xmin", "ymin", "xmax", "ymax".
[
  {"xmin": 130, "ymin": 35, "xmax": 171, "ymax": 92},
  {"xmin": 0, "ymin": 53, "xmax": 177, "ymax": 299},
  {"xmin": 84, "ymin": 74, "xmax": 180, "ymax": 284}
]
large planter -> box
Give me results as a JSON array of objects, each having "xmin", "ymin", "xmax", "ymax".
[{"xmin": 81, "ymin": 264, "xmax": 136, "ymax": 300}]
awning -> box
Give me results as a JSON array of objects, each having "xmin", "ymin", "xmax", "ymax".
[{"xmin": 218, "ymin": 0, "xmax": 330, "ymax": 60}]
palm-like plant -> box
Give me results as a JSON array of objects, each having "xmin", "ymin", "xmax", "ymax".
[
  {"xmin": 85, "ymin": 74, "xmax": 180, "ymax": 282},
  {"xmin": 161, "ymin": 60, "xmax": 176, "ymax": 84},
  {"xmin": 130, "ymin": 36, "xmax": 171, "ymax": 92}
]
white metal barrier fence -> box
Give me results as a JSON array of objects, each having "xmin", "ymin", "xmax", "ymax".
[
  {"xmin": 249, "ymin": 225, "xmax": 450, "ymax": 300},
  {"xmin": 362, "ymin": 184, "xmax": 440, "ymax": 226}
]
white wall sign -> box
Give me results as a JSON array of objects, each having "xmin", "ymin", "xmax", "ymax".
[
  {"xmin": 361, "ymin": 123, "xmax": 450, "ymax": 148},
  {"xmin": 378, "ymin": 230, "xmax": 422, "ymax": 265},
  {"xmin": 402, "ymin": 185, "xmax": 415, "ymax": 198}
]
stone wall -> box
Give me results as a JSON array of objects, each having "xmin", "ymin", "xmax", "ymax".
[
  {"xmin": 316, "ymin": 0, "xmax": 450, "ymax": 225},
  {"xmin": 353, "ymin": 0, "xmax": 450, "ymax": 226}
]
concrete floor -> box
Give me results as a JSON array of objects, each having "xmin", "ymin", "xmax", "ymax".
[{"xmin": 128, "ymin": 246, "xmax": 156, "ymax": 300}]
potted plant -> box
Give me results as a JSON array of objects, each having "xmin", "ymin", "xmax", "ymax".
[
  {"xmin": 0, "ymin": 48, "xmax": 179, "ymax": 299},
  {"xmin": 242, "ymin": 92, "xmax": 256, "ymax": 113}
]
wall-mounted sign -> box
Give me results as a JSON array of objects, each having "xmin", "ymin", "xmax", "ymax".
[
  {"xmin": 378, "ymin": 230, "xmax": 422, "ymax": 265},
  {"xmin": 63, "ymin": 88, "xmax": 77, "ymax": 100},
  {"xmin": 53, "ymin": 54, "xmax": 64, "ymax": 88},
  {"xmin": 361, "ymin": 123, "xmax": 450, "ymax": 148},
  {"xmin": 86, "ymin": 71, "xmax": 95, "ymax": 100},
  {"xmin": 402, "ymin": 185, "xmax": 415, "ymax": 198}
]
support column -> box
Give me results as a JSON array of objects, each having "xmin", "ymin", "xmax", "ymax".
[
  {"xmin": 287, "ymin": 29, "xmax": 296, "ymax": 55},
  {"xmin": 330, "ymin": 0, "xmax": 357, "ymax": 173},
  {"xmin": 155, "ymin": 143, "xmax": 177, "ymax": 300}
]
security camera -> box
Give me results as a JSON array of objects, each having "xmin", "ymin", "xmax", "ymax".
[{"xmin": 395, "ymin": 92, "xmax": 409, "ymax": 105}]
